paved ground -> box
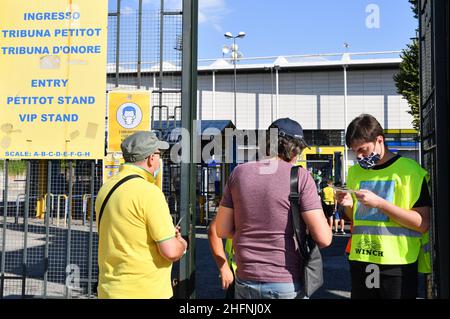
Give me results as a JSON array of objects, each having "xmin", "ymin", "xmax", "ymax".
[
  {"xmin": 195, "ymin": 225, "xmax": 352, "ymax": 299},
  {"xmin": 0, "ymin": 218, "xmax": 97, "ymax": 298},
  {"xmin": 195, "ymin": 224, "xmax": 427, "ymax": 299},
  {"xmin": 1, "ymin": 220, "xmax": 425, "ymax": 299}
]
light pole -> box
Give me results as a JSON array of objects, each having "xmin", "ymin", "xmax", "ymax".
[
  {"xmin": 224, "ymin": 31, "xmax": 245, "ymax": 127},
  {"xmin": 342, "ymin": 43, "xmax": 350, "ymax": 184}
]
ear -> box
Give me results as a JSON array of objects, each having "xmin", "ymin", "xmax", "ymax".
[{"xmin": 376, "ymin": 135, "xmax": 384, "ymax": 144}]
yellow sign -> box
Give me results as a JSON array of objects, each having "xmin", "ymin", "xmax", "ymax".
[
  {"xmin": 0, "ymin": 0, "xmax": 107, "ymax": 159},
  {"xmin": 108, "ymin": 91, "xmax": 151, "ymax": 152},
  {"xmin": 103, "ymin": 152, "xmax": 124, "ymax": 182}
]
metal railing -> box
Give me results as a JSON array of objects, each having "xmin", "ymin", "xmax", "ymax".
[{"xmin": 82, "ymin": 194, "xmax": 96, "ymax": 226}]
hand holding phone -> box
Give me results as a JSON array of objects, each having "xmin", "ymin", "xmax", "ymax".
[
  {"xmin": 331, "ymin": 185, "xmax": 355, "ymax": 194},
  {"xmin": 174, "ymin": 217, "xmax": 189, "ymax": 251},
  {"xmin": 175, "ymin": 216, "xmax": 184, "ymax": 228}
]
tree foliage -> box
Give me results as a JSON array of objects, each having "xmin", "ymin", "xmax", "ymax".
[
  {"xmin": 394, "ymin": 40, "xmax": 419, "ymax": 130},
  {"xmin": 394, "ymin": 0, "xmax": 420, "ymax": 131},
  {"xmin": 409, "ymin": 0, "xmax": 418, "ymax": 19}
]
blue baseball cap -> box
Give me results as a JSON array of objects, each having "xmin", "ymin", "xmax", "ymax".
[{"xmin": 269, "ymin": 118, "xmax": 311, "ymax": 149}]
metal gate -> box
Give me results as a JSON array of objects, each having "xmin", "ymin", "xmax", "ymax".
[
  {"xmin": 1, "ymin": 0, "xmax": 198, "ymax": 298},
  {"xmin": 1, "ymin": 160, "xmax": 102, "ymax": 298},
  {"xmin": 419, "ymin": 0, "xmax": 449, "ymax": 299}
]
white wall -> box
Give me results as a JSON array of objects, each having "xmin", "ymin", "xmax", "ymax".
[
  {"xmin": 107, "ymin": 66, "xmax": 414, "ymax": 131},
  {"xmin": 196, "ymin": 68, "xmax": 414, "ymax": 131}
]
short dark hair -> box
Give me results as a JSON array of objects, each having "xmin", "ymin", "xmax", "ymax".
[
  {"xmin": 345, "ymin": 114, "xmax": 384, "ymax": 148},
  {"xmin": 266, "ymin": 132, "xmax": 305, "ymax": 162}
]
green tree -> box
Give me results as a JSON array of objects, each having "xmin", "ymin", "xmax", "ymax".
[
  {"xmin": 394, "ymin": 0, "xmax": 419, "ymax": 130},
  {"xmin": 394, "ymin": 40, "xmax": 419, "ymax": 130}
]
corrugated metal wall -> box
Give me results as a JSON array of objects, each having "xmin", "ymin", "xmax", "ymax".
[
  {"xmin": 196, "ymin": 69, "xmax": 412, "ymax": 130},
  {"xmin": 114, "ymin": 66, "xmax": 414, "ymax": 131}
]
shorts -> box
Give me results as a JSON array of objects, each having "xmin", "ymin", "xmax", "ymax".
[
  {"xmin": 322, "ymin": 203, "xmax": 335, "ymax": 218},
  {"xmin": 335, "ymin": 210, "xmax": 341, "ymax": 220}
]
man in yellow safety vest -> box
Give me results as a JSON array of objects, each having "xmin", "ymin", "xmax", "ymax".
[{"xmin": 337, "ymin": 114, "xmax": 431, "ymax": 299}]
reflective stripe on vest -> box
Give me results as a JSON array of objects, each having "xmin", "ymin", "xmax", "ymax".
[
  {"xmin": 422, "ymin": 242, "xmax": 430, "ymax": 253},
  {"xmin": 352, "ymin": 225, "xmax": 421, "ymax": 238},
  {"xmin": 347, "ymin": 157, "xmax": 429, "ymax": 265}
]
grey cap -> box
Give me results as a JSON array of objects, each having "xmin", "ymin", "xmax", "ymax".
[{"xmin": 121, "ymin": 131, "xmax": 169, "ymax": 163}]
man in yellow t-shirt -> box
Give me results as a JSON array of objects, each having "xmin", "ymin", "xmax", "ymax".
[
  {"xmin": 95, "ymin": 131, "xmax": 187, "ymax": 298},
  {"xmin": 321, "ymin": 179, "xmax": 337, "ymax": 230}
]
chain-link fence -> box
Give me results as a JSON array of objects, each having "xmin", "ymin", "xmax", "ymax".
[
  {"xmin": 1, "ymin": 160, "xmax": 102, "ymax": 298},
  {"xmin": 1, "ymin": 0, "xmax": 195, "ymax": 299}
]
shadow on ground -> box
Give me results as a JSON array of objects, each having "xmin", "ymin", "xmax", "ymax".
[{"xmin": 195, "ymin": 227, "xmax": 352, "ymax": 299}]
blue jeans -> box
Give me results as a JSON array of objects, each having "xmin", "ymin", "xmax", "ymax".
[{"xmin": 234, "ymin": 277, "xmax": 307, "ymax": 299}]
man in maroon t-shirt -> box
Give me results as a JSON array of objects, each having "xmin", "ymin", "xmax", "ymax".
[{"xmin": 216, "ymin": 118, "xmax": 332, "ymax": 299}]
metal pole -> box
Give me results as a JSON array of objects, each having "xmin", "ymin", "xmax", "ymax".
[
  {"xmin": 137, "ymin": 0, "xmax": 143, "ymax": 89},
  {"xmin": 343, "ymin": 65, "xmax": 348, "ymax": 184},
  {"xmin": 233, "ymin": 37, "xmax": 237, "ymax": 127},
  {"xmin": 115, "ymin": 0, "xmax": 121, "ymax": 87},
  {"xmin": 202, "ymin": 168, "xmax": 207, "ymax": 223},
  {"xmin": 180, "ymin": 0, "xmax": 198, "ymax": 299},
  {"xmin": 1, "ymin": 159, "xmax": 8, "ymax": 298},
  {"xmin": 275, "ymin": 66, "xmax": 279, "ymax": 120},
  {"xmin": 87, "ymin": 161, "xmax": 95, "ymax": 297},
  {"xmin": 418, "ymin": 134, "xmax": 422, "ymax": 165},
  {"xmin": 65, "ymin": 161, "xmax": 73, "ymax": 298},
  {"xmin": 159, "ymin": 0, "xmax": 164, "ymax": 111},
  {"xmin": 212, "ymin": 70, "xmax": 216, "ymax": 120},
  {"xmin": 21, "ymin": 160, "xmax": 31, "ymax": 298},
  {"xmin": 43, "ymin": 161, "xmax": 51, "ymax": 298},
  {"xmin": 270, "ymin": 66, "xmax": 274, "ymax": 122}
]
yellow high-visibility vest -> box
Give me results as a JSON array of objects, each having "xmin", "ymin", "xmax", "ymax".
[
  {"xmin": 418, "ymin": 231, "xmax": 431, "ymax": 273},
  {"xmin": 225, "ymin": 239, "xmax": 237, "ymax": 272},
  {"xmin": 347, "ymin": 156, "xmax": 429, "ymax": 266}
]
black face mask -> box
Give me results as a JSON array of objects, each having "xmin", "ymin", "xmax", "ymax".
[
  {"xmin": 357, "ymin": 152, "xmax": 381, "ymax": 169},
  {"xmin": 356, "ymin": 141, "xmax": 382, "ymax": 169}
]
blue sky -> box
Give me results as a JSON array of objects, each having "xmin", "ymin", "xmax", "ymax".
[{"xmin": 109, "ymin": 0, "xmax": 418, "ymax": 59}]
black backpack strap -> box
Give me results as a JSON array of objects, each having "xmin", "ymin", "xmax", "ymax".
[
  {"xmin": 97, "ymin": 174, "xmax": 143, "ymax": 234},
  {"xmin": 289, "ymin": 166, "xmax": 307, "ymax": 260}
]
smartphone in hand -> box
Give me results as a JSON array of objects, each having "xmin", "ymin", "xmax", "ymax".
[{"xmin": 175, "ymin": 216, "xmax": 184, "ymax": 228}]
